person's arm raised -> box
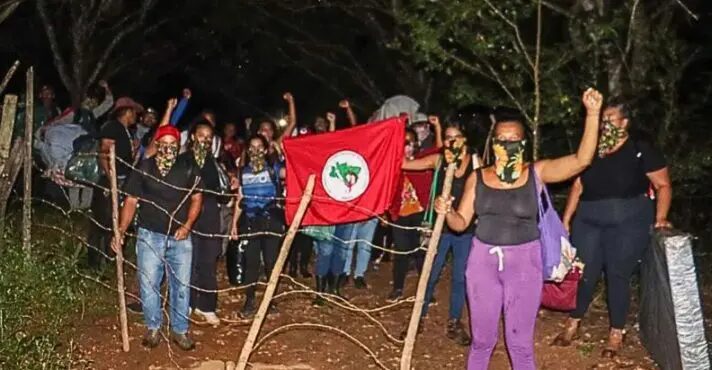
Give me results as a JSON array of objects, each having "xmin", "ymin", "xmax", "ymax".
[
  {"xmin": 169, "ymin": 88, "xmax": 191, "ymax": 126},
  {"xmin": 435, "ymin": 171, "xmax": 477, "ymax": 232},
  {"xmin": 278, "ymin": 92, "xmax": 297, "ymax": 142},
  {"xmin": 340, "ymin": 99, "xmax": 358, "ymax": 126},
  {"xmin": 326, "ymin": 112, "xmax": 336, "ymax": 132},
  {"xmin": 159, "ymin": 98, "xmax": 178, "ymax": 127},
  {"xmin": 429, "ymin": 115, "xmax": 443, "ymax": 149},
  {"xmin": 535, "ymin": 88, "xmax": 603, "ymax": 184},
  {"xmin": 93, "ymin": 80, "xmax": 114, "ymax": 118}
]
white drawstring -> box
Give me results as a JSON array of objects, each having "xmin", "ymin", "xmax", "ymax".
[{"xmin": 489, "ymin": 247, "xmax": 504, "ymax": 272}]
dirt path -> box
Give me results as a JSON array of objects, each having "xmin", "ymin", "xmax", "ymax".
[{"xmin": 74, "ymin": 259, "xmax": 657, "ymax": 369}]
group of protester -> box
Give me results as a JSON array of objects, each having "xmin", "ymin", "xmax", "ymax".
[{"xmin": 26, "ymin": 80, "xmax": 673, "ymax": 368}]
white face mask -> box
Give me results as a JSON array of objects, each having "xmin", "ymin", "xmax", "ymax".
[{"xmin": 414, "ymin": 124, "xmax": 430, "ymax": 143}]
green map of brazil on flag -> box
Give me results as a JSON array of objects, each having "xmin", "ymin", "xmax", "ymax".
[{"xmin": 282, "ymin": 116, "xmax": 406, "ymax": 226}]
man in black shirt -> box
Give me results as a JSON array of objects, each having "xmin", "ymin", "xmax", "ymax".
[
  {"xmin": 113, "ymin": 125, "xmax": 203, "ymax": 351},
  {"xmin": 87, "ymin": 96, "xmax": 143, "ymax": 270}
]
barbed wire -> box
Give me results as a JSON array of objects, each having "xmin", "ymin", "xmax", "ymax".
[{"xmin": 25, "ymin": 153, "xmax": 441, "ymax": 369}]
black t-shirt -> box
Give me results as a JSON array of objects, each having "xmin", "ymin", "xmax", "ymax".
[
  {"xmin": 193, "ymin": 157, "xmax": 222, "ymax": 234},
  {"xmin": 434, "ymin": 156, "xmax": 475, "ymax": 234},
  {"xmin": 581, "ymin": 138, "xmax": 666, "ymax": 201},
  {"xmin": 99, "ymin": 120, "xmax": 134, "ymax": 177},
  {"xmin": 123, "ymin": 152, "xmax": 204, "ymax": 235}
]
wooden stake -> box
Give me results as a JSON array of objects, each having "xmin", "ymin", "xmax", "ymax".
[
  {"xmin": 22, "ymin": 67, "xmax": 34, "ymax": 254},
  {"xmin": 109, "ymin": 144, "xmax": 130, "ymax": 352},
  {"xmin": 0, "ymin": 140, "xmax": 24, "ymax": 240},
  {"xmin": 400, "ymin": 163, "xmax": 457, "ymax": 370},
  {"xmin": 0, "ymin": 94, "xmax": 18, "ymax": 175},
  {"xmin": 236, "ymin": 174, "xmax": 316, "ymax": 370},
  {"xmin": 0, "ymin": 60, "xmax": 19, "ymax": 96}
]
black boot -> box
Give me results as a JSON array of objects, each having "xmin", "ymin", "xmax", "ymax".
[
  {"xmin": 325, "ymin": 273, "xmax": 336, "ymax": 295},
  {"xmin": 335, "ymin": 274, "xmax": 349, "ymax": 301},
  {"xmin": 313, "ymin": 276, "xmax": 327, "ymax": 306},
  {"xmin": 239, "ymin": 296, "xmax": 256, "ymax": 319},
  {"xmin": 300, "ymin": 264, "xmax": 312, "ymax": 279}
]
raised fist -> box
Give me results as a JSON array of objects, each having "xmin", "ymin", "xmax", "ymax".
[
  {"xmin": 167, "ymin": 98, "xmax": 178, "ymax": 111},
  {"xmin": 582, "ymin": 88, "xmax": 603, "ymax": 112},
  {"xmin": 428, "ymin": 115, "xmax": 441, "ymax": 126}
]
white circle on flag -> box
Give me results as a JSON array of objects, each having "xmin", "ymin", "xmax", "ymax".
[{"xmin": 322, "ymin": 150, "xmax": 370, "ymax": 202}]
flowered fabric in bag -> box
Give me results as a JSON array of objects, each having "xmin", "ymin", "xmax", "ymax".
[{"xmin": 531, "ymin": 167, "xmax": 576, "ymax": 282}]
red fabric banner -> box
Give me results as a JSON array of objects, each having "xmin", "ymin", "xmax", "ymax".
[{"xmin": 283, "ymin": 116, "xmax": 406, "ymax": 225}]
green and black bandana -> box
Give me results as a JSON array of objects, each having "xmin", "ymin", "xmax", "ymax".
[
  {"xmin": 192, "ymin": 139, "xmax": 212, "ymax": 168},
  {"xmin": 598, "ymin": 119, "xmax": 627, "ymax": 157},
  {"xmin": 492, "ymin": 139, "xmax": 526, "ymax": 184}
]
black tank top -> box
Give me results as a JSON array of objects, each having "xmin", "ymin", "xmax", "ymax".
[{"xmin": 474, "ymin": 168, "xmax": 540, "ymax": 246}]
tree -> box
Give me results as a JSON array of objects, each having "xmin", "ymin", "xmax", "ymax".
[
  {"xmin": 35, "ymin": 0, "xmax": 160, "ymax": 107},
  {"xmin": 401, "ymin": 0, "xmax": 705, "ymax": 159}
]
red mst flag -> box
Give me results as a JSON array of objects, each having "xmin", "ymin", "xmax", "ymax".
[{"xmin": 282, "ymin": 116, "xmax": 406, "ymax": 225}]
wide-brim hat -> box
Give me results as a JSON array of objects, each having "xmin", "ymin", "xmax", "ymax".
[{"xmin": 112, "ymin": 97, "xmax": 144, "ymax": 114}]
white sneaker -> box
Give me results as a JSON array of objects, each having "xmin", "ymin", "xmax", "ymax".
[{"xmin": 194, "ymin": 308, "xmax": 221, "ymax": 326}]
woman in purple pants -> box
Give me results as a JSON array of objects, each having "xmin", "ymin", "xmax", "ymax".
[{"xmin": 435, "ymin": 88, "xmax": 603, "ymax": 370}]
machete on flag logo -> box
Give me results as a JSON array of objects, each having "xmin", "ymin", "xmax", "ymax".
[{"xmin": 282, "ymin": 116, "xmax": 406, "ymax": 225}]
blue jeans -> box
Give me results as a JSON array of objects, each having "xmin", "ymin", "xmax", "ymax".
[
  {"xmin": 343, "ymin": 218, "xmax": 378, "ymax": 278},
  {"xmin": 315, "ymin": 223, "xmax": 354, "ymax": 277},
  {"xmin": 422, "ymin": 232, "xmax": 472, "ymax": 320},
  {"xmin": 136, "ymin": 227, "xmax": 193, "ymax": 334}
]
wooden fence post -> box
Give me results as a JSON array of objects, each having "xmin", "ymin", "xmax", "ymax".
[
  {"xmin": 236, "ymin": 174, "xmax": 316, "ymax": 370},
  {"xmin": 400, "ymin": 163, "xmax": 457, "ymax": 370},
  {"xmin": 0, "ymin": 60, "xmax": 19, "ymax": 96},
  {"xmin": 0, "ymin": 94, "xmax": 17, "ymax": 175},
  {"xmin": 109, "ymin": 144, "xmax": 130, "ymax": 352},
  {"xmin": 22, "ymin": 67, "xmax": 33, "ymax": 253}
]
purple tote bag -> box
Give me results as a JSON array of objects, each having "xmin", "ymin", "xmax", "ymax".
[{"xmin": 532, "ymin": 167, "xmax": 571, "ymax": 282}]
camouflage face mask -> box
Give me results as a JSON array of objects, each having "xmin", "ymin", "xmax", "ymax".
[
  {"xmin": 155, "ymin": 142, "xmax": 179, "ymax": 176},
  {"xmin": 598, "ymin": 119, "xmax": 627, "ymax": 157},
  {"xmin": 248, "ymin": 149, "xmax": 267, "ymax": 173},
  {"xmin": 492, "ymin": 139, "xmax": 526, "ymax": 184},
  {"xmin": 192, "ymin": 139, "xmax": 212, "ymax": 168}
]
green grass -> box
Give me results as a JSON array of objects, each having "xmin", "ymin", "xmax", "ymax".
[{"xmin": 0, "ymin": 207, "xmax": 112, "ymax": 369}]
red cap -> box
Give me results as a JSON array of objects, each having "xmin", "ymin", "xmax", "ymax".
[{"xmin": 154, "ymin": 125, "xmax": 180, "ymax": 142}]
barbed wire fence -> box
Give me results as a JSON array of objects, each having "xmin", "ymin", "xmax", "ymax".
[
  {"xmin": 6, "ymin": 106, "xmax": 457, "ymax": 370},
  {"xmin": 2, "ymin": 59, "xmax": 452, "ymax": 368}
]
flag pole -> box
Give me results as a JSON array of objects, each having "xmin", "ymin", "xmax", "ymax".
[
  {"xmin": 400, "ymin": 162, "xmax": 457, "ymax": 370},
  {"xmin": 236, "ymin": 174, "xmax": 316, "ymax": 370}
]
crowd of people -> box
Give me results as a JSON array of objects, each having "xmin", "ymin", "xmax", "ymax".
[{"xmin": 24, "ymin": 81, "xmax": 673, "ymax": 368}]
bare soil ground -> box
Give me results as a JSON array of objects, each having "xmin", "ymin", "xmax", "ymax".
[{"xmin": 73, "ymin": 258, "xmax": 659, "ymax": 370}]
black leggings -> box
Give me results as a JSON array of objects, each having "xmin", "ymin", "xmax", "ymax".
[
  {"xmin": 570, "ymin": 196, "xmax": 654, "ymax": 329},
  {"xmin": 391, "ymin": 212, "xmax": 425, "ymax": 291},
  {"xmin": 87, "ymin": 177, "xmax": 119, "ymax": 269},
  {"xmin": 288, "ymin": 233, "xmax": 313, "ymax": 273},
  {"xmin": 190, "ymin": 234, "xmax": 222, "ymax": 312},
  {"xmin": 241, "ymin": 213, "xmax": 283, "ymax": 300}
]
